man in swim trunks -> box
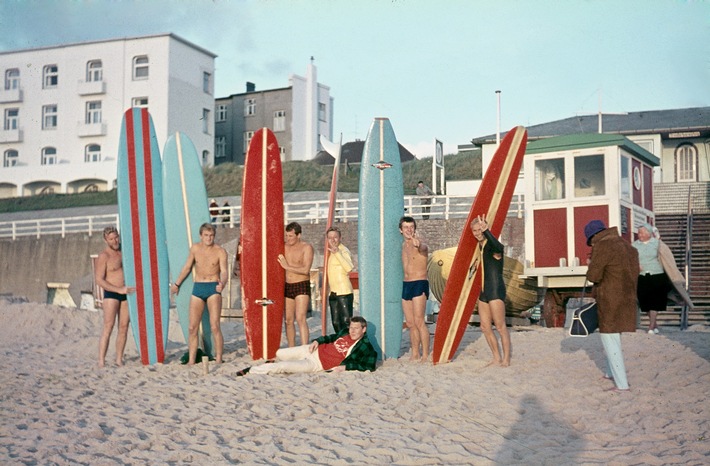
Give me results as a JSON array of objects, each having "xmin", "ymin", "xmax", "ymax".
[
  {"xmin": 171, "ymin": 223, "xmax": 228, "ymax": 364},
  {"xmin": 399, "ymin": 216, "xmax": 430, "ymax": 362},
  {"xmin": 95, "ymin": 226, "xmax": 135, "ymax": 368},
  {"xmin": 278, "ymin": 222, "xmax": 314, "ymax": 347},
  {"xmin": 471, "ymin": 214, "xmax": 511, "ymax": 367}
]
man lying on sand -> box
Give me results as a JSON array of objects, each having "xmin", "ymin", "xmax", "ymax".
[{"xmin": 236, "ymin": 316, "xmax": 376, "ymax": 375}]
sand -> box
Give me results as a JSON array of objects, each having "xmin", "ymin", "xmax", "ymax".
[{"xmin": 1, "ymin": 301, "xmax": 708, "ymax": 465}]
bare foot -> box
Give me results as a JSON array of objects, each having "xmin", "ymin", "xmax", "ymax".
[
  {"xmin": 98, "ymin": 360, "xmax": 105, "ymax": 368},
  {"xmin": 484, "ymin": 359, "xmax": 501, "ymax": 368},
  {"xmin": 215, "ymin": 357, "xmax": 223, "ymax": 364},
  {"xmin": 115, "ymin": 360, "xmax": 124, "ymax": 367},
  {"xmin": 409, "ymin": 355, "xmax": 421, "ymax": 362},
  {"xmin": 500, "ymin": 360, "xmax": 510, "ymax": 368}
]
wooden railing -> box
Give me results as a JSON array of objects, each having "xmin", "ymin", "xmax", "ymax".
[{"xmin": 0, "ymin": 194, "xmax": 525, "ymax": 240}]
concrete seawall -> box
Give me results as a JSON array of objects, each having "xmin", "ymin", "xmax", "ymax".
[{"xmin": 0, "ymin": 217, "xmax": 524, "ymax": 305}]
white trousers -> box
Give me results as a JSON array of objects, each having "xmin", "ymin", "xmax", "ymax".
[
  {"xmin": 249, "ymin": 345, "xmax": 324, "ymax": 375},
  {"xmin": 600, "ymin": 333, "xmax": 629, "ymax": 390}
]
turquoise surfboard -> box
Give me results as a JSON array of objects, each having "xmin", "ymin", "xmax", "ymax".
[
  {"xmin": 162, "ymin": 132, "xmax": 214, "ymax": 359},
  {"xmin": 117, "ymin": 107, "xmax": 170, "ymax": 365},
  {"xmin": 358, "ymin": 118, "xmax": 404, "ymax": 360}
]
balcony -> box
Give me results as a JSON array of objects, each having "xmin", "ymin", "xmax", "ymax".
[
  {"xmin": 0, "ymin": 128, "xmax": 23, "ymax": 143},
  {"xmin": 76, "ymin": 80, "xmax": 106, "ymax": 96},
  {"xmin": 77, "ymin": 122, "xmax": 106, "ymax": 138},
  {"xmin": 0, "ymin": 87, "xmax": 23, "ymax": 103}
]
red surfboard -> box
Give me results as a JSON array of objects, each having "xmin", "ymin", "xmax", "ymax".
[
  {"xmin": 432, "ymin": 126, "xmax": 528, "ymax": 364},
  {"xmin": 319, "ymin": 134, "xmax": 342, "ymax": 335},
  {"xmin": 240, "ymin": 128, "xmax": 285, "ymax": 360}
]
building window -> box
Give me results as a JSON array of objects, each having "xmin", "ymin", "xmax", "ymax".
[
  {"xmin": 43, "ymin": 65, "xmax": 58, "ymax": 88},
  {"xmin": 216, "ymin": 104, "xmax": 227, "ymax": 122},
  {"xmin": 274, "ymin": 110, "xmax": 286, "ymax": 132},
  {"xmin": 85, "ymin": 101, "xmax": 102, "ymax": 124},
  {"xmin": 3, "ymin": 108, "xmax": 19, "ymax": 130},
  {"xmin": 676, "ymin": 143, "xmax": 697, "ymax": 182},
  {"xmin": 534, "ymin": 158, "xmax": 565, "ymax": 201},
  {"xmin": 203, "ymin": 71, "xmax": 212, "ymax": 94},
  {"xmin": 202, "ymin": 109, "xmax": 210, "ymax": 134},
  {"xmin": 41, "ymin": 147, "xmax": 57, "ymax": 165},
  {"xmin": 3, "ymin": 149, "xmax": 18, "ymax": 167},
  {"xmin": 85, "ymin": 144, "xmax": 101, "ymax": 162},
  {"xmin": 574, "ymin": 154, "xmax": 605, "ymax": 197},
  {"xmin": 244, "ymin": 131, "xmax": 254, "ymax": 152},
  {"xmin": 42, "ymin": 105, "xmax": 58, "ymax": 129},
  {"xmin": 318, "ymin": 102, "xmax": 327, "ymax": 122},
  {"xmin": 202, "ymin": 150, "xmax": 209, "ymax": 163},
  {"xmin": 133, "ymin": 55, "xmax": 149, "ymax": 80},
  {"xmin": 245, "ymin": 98, "xmax": 255, "ymax": 116},
  {"xmin": 215, "ymin": 136, "xmax": 226, "ymax": 158},
  {"xmin": 86, "ymin": 60, "xmax": 103, "ymax": 82},
  {"xmin": 4, "ymin": 68, "xmax": 19, "ymax": 90},
  {"xmin": 132, "ymin": 96, "xmax": 149, "ymax": 108}
]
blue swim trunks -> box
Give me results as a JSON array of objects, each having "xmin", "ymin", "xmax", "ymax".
[
  {"xmin": 192, "ymin": 282, "xmax": 220, "ymax": 301},
  {"xmin": 402, "ymin": 280, "xmax": 429, "ymax": 301}
]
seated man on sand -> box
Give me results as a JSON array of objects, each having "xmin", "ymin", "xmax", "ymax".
[{"xmin": 236, "ymin": 316, "xmax": 376, "ymax": 375}]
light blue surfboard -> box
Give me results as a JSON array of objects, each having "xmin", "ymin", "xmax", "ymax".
[
  {"xmin": 117, "ymin": 107, "xmax": 170, "ymax": 365},
  {"xmin": 162, "ymin": 132, "xmax": 214, "ymax": 359},
  {"xmin": 358, "ymin": 118, "xmax": 405, "ymax": 360}
]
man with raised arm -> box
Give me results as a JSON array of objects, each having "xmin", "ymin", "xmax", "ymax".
[{"xmin": 399, "ymin": 216, "xmax": 430, "ymax": 362}]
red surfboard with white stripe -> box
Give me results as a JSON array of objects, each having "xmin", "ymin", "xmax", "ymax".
[
  {"xmin": 240, "ymin": 128, "xmax": 285, "ymax": 360},
  {"xmin": 432, "ymin": 126, "xmax": 528, "ymax": 364}
]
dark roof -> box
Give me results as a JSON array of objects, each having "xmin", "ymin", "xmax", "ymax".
[
  {"xmin": 526, "ymin": 133, "xmax": 659, "ymax": 166},
  {"xmin": 471, "ymin": 106, "xmax": 710, "ymax": 145},
  {"xmin": 313, "ymin": 140, "xmax": 416, "ymax": 165}
]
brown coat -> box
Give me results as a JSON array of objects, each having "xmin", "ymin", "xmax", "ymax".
[{"xmin": 586, "ymin": 227, "xmax": 638, "ymax": 333}]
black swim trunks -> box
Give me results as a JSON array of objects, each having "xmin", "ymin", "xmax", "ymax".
[
  {"xmin": 285, "ymin": 280, "xmax": 310, "ymax": 299},
  {"xmin": 104, "ymin": 290, "xmax": 127, "ymax": 302},
  {"xmin": 402, "ymin": 280, "xmax": 430, "ymax": 300}
]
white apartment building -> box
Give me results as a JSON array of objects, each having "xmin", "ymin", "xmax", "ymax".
[{"xmin": 0, "ymin": 33, "xmax": 216, "ymax": 198}]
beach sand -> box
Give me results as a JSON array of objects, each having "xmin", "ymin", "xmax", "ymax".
[{"xmin": 1, "ymin": 302, "xmax": 708, "ymax": 465}]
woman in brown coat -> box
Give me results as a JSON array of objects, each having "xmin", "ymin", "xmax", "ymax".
[{"xmin": 585, "ymin": 220, "xmax": 638, "ymax": 392}]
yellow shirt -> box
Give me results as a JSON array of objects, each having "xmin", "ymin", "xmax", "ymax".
[{"xmin": 327, "ymin": 244, "xmax": 354, "ymax": 295}]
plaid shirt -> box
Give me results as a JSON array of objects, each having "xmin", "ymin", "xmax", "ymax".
[{"xmin": 315, "ymin": 329, "xmax": 377, "ymax": 372}]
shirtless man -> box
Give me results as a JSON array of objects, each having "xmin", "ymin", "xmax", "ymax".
[
  {"xmin": 96, "ymin": 226, "xmax": 135, "ymax": 368},
  {"xmin": 170, "ymin": 223, "xmax": 228, "ymax": 364},
  {"xmin": 399, "ymin": 216, "xmax": 430, "ymax": 362},
  {"xmin": 471, "ymin": 214, "xmax": 510, "ymax": 367},
  {"xmin": 278, "ymin": 222, "xmax": 314, "ymax": 347}
]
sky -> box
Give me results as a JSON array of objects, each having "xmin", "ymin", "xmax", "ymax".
[{"xmin": 1, "ymin": 0, "xmax": 708, "ymax": 158}]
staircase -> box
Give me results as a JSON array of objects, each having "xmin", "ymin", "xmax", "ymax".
[{"xmin": 646, "ymin": 211, "xmax": 710, "ymax": 328}]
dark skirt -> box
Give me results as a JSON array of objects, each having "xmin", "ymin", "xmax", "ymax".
[{"xmin": 637, "ymin": 273, "xmax": 670, "ymax": 312}]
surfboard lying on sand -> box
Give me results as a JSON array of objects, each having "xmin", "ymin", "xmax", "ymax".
[
  {"xmin": 162, "ymin": 132, "xmax": 214, "ymax": 359},
  {"xmin": 319, "ymin": 133, "xmax": 343, "ymax": 334},
  {"xmin": 240, "ymin": 128, "xmax": 285, "ymax": 360},
  {"xmin": 117, "ymin": 107, "xmax": 170, "ymax": 365},
  {"xmin": 432, "ymin": 126, "xmax": 528, "ymax": 365},
  {"xmin": 358, "ymin": 118, "xmax": 404, "ymax": 360}
]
